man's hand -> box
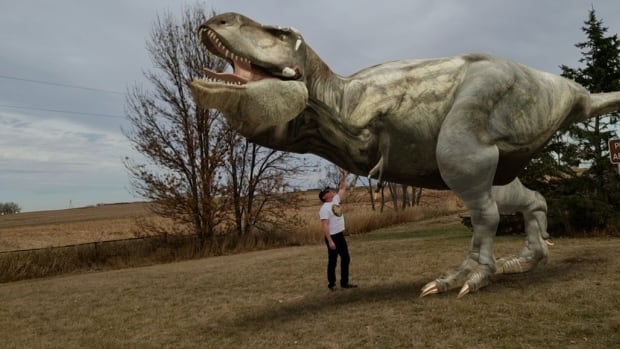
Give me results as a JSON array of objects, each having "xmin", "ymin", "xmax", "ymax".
[
  {"xmin": 338, "ymin": 168, "xmax": 348, "ymax": 199},
  {"xmin": 328, "ymin": 240, "xmax": 336, "ymax": 250}
]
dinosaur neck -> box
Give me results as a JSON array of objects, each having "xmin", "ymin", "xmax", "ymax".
[
  {"xmin": 290, "ymin": 46, "xmax": 375, "ymax": 172},
  {"xmin": 249, "ymin": 45, "xmax": 373, "ymax": 175},
  {"xmin": 304, "ymin": 46, "xmax": 346, "ymax": 113}
]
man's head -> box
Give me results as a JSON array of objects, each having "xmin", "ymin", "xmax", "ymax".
[{"xmin": 319, "ymin": 187, "xmax": 333, "ymax": 202}]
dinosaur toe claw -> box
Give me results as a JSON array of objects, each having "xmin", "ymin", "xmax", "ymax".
[
  {"xmin": 457, "ymin": 284, "xmax": 470, "ymax": 298},
  {"xmin": 420, "ymin": 281, "xmax": 439, "ymax": 297}
]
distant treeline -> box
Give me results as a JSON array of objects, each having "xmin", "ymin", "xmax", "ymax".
[{"xmin": 0, "ymin": 202, "xmax": 21, "ymax": 215}]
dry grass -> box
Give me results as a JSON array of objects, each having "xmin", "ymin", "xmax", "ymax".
[
  {"xmin": 0, "ymin": 189, "xmax": 462, "ymax": 253},
  {"xmin": 0, "ymin": 223, "xmax": 618, "ymax": 348},
  {"xmin": 0, "ymin": 189, "xmax": 463, "ymax": 283},
  {"xmin": 6, "ymin": 189, "xmax": 616, "ymax": 347}
]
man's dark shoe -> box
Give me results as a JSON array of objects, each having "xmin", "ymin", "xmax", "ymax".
[
  {"xmin": 341, "ymin": 284, "xmax": 358, "ymax": 289},
  {"xmin": 328, "ymin": 284, "xmax": 337, "ymax": 291}
]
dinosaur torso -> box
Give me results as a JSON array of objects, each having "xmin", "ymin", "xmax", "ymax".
[
  {"xmin": 250, "ymin": 56, "xmax": 469, "ymax": 188},
  {"xmin": 247, "ymin": 52, "xmax": 585, "ymax": 189}
]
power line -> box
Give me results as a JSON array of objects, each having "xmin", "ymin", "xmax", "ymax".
[
  {"xmin": 0, "ymin": 74, "xmax": 126, "ymax": 95},
  {"xmin": 0, "ymin": 104, "xmax": 125, "ymax": 119},
  {"xmin": 0, "ymin": 74, "xmax": 127, "ymax": 119}
]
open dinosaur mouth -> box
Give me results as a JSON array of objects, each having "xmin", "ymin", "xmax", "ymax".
[
  {"xmin": 199, "ymin": 28, "xmax": 276, "ymax": 85},
  {"xmin": 191, "ymin": 19, "xmax": 309, "ymax": 135}
]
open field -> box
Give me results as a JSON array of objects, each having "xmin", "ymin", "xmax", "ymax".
[
  {"xmin": 1, "ymin": 222, "xmax": 619, "ymax": 348},
  {"xmin": 0, "ymin": 189, "xmax": 463, "ymax": 252},
  {"xmin": 2, "ymin": 190, "xmax": 618, "ymax": 347},
  {"xmin": 0, "ymin": 202, "xmax": 153, "ymax": 252}
]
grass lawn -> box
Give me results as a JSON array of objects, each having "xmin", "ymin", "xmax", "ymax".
[{"xmin": 1, "ymin": 223, "xmax": 619, "ymax": 348}]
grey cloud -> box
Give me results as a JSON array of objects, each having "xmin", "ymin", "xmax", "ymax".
[{"xmin": 2, "ymin": 0, "xmax": 620, "ymax": 211}]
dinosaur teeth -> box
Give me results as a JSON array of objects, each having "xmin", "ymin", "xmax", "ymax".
[
  {"xmin": 202, "ymin": 28, "xmax": 252, "ymax": 65},
  {"xmin": 200, "ymin": 77, "xmax": 243, "ymax": 86},
  {"xmin": 200, "ymin": 28, "xmax": 252, "ymax": 76}
]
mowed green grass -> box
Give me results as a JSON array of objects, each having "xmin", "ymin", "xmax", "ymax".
[{"xmin": 1, "ymin": 224, "xmax": 619, "ymax": 349}]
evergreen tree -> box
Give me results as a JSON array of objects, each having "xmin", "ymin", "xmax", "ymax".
[{"xmin": 522, "ymin": 9, "xmax": 620, "ymax": 233}]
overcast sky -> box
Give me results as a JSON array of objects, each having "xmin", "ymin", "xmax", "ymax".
[{"xmin": 1, "ymin": 1, "xmax": 619, "ymax": 212}]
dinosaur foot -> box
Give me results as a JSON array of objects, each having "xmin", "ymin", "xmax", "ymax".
[
  {"xmin": 420, "ymin": 263, "xmax": 494, "ymax": 298},
  {"xmin": 495, "ymin": 239, "xmax": 553, "ymax": 274},
  {"xmin": 496, "ymin": 254, "xmax": 547, "ymax": 274}
]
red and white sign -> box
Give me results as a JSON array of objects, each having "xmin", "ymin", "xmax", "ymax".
[{"xmin": 609, "ymin": 139, "xmax": 620, "ymax": 164}]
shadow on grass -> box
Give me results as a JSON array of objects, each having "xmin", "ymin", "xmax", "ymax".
[
  {"xmin": 355, "ymin": 225, "xmax": 469, "ymax": 242},
  {"xmin": 492, "ymin": 253, "xmax": 605, "ymax": 290},
  {"xmin": 232, "ymin": 280, "xmax": 425, "ymax": 328},
  {"xmin": 231, "ymin": 252, "xmax": 603, "ymax": 329}
]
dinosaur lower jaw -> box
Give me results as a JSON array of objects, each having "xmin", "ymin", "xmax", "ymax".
[{"xmin": 190, "ymin": 78, "xmax": 308, "ymax": 137}]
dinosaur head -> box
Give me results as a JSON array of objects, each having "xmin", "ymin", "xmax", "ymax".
[{"xmin": 190, "ymin": 12, "xmax": 309, "ymax": 137}]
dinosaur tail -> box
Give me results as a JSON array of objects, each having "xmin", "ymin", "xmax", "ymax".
[{"xmin": 589, "ymin": 91, "xmax": 620, "ymax": 118}]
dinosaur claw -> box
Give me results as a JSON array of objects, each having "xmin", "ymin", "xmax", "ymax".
[
  {"xmin": 420, "ymin": 281, "xmax": 439, "ymax": 297},
  {"xmin": 457, "ymin": 284, "xmax": 470, "ymax": 298}
]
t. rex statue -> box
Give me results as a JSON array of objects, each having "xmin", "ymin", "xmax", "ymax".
[{"xmin": 190, "ymin": 12, "xmax": 620, "ymax": 297}]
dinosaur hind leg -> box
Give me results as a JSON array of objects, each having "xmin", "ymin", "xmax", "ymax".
[
  {"xmin": 422, "ymin": 125, "xmax": 501, "ymax": 297},
  {"xmin": 493, "ymin": 178, "xmax": 551, "ymax": 274},
  {"xmin": 421, "ymin": 66, "xmax": 534, "ymax": 297}
]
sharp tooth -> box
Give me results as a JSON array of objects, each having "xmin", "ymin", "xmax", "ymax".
[{"xmin": 295, "ymin": 39, "xmax": 302, "ymax": 51}]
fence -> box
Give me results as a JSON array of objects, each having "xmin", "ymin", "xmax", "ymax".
[{"xmin": 0, "ymin": 235, "xmax": 199, "ymax": 283}]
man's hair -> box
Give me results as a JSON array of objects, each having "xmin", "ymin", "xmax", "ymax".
[{"xmin": 318, "ymin": 187, "xmax": 332, "ymax": 202}]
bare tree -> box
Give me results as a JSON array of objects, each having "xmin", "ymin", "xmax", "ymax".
[
  {"xmin": 224, "ymin": 128, "xmax": 308, "ymax": 236},
  {"xmin": 399, "ymin": 185, "xmax": 423, "ymax": 209},
  {"xmin": 318, "ymin": 162, "xmax": 423, "ymax": 210},
  {"xmin": 317, "ymin": 164, "xmax": 342, "ymax": 189},
  {"xmin": 373, "ymin": 182, "xmax": 423, "ymax": 212},
  {"xmin": 123, "ymin": 5, "xmax": 306, "ymax": 248}
]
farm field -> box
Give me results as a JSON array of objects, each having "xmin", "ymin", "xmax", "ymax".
[
  {"xmin": 0, "ymin": 189, "xmax": 462, "ymax": 252},
  {"xmin": 0, "ymin": 202, "xmax": 153, "ymax": 252},
  {"xmin": 1, "ymin": 222, "xmax": 619, "ymax": 348}
]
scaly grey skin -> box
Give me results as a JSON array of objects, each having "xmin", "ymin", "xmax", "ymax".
[{"xmin": 190, "ymin": 12, "xmax": 620, "ymax": 297}]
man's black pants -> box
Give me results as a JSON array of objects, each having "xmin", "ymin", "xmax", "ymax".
[{"xmin": 324, "ymin": 231, "xmax": 350, "ymax": 287}]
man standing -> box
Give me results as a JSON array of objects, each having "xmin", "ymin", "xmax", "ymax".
[{"xmin": 319, "ymin": 168, "xmax": 357, "ymax": 291}]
